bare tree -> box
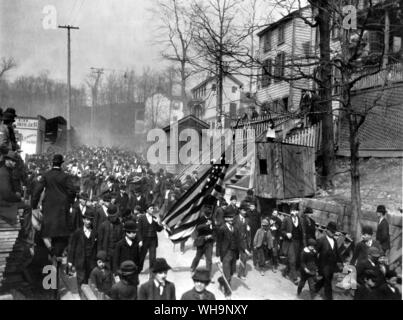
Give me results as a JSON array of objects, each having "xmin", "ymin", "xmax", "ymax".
[
  {"xmin": 0, "ymin": 57, "xmax": 16, "ymax": 79},
  {"xmin": 154, "ymin": 0, "xmax": 195, "ymax": 113}
]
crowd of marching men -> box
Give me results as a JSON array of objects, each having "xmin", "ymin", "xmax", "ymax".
[{"xmin": 1, "ymin": 108, "xmax": 401, "ymax": 300}]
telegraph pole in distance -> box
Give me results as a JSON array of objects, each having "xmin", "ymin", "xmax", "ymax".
[
  {"xmin": 58, "ymin": 25, "xmax": 79, "ymax": 151},
  {"xmin": 89, "ymin": 67, "xmax": 104, "ymax": 144}
]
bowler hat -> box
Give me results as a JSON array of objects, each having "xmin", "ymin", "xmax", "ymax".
[
  {"xmin": 385, "ymin": 270, "xmax": 397, "ymax": 279},
  {"xmin": 230, "ymin": 195, "xmax": 237, "ymax": 201},
  {"xmin": 192, "ymin": 268, "xmax": 211, "ymax": 283},
  {"xmin": 151, "ymin": 258, "xmax": 171, "ymax": 273},
  {"xmin": 119, "ymin": 260, "xmax": 137, "ymax": 275},
  {"xmin": 96, "ymin": 250, "xmax": 107, "ymax": 261},
  {"xmin": 4, "ymin": 108, "xmax": 17, "ymax": 117},
  {"xmin": 123, "ymin": 220, "xmax": 137, "ymax": 232},
  {"xmin": 362, "ymin": 225, "xmax": 373, "ymax": 235},
  {"xmin": 290, "ymin": 202, "xmax": 299, "ymax": 211},
  {"xmin": 247, "ymin": 189, "xmax": 254, "ymax": 196},
  {"xmin": 52, "ymin": 154, "xmax": 64, "ymax": 164},
  {"xmin": 303, "ymin": 207, "xmax": 313, "ymax": 214},
  {"xmin": 83, "ymin": 207, "xmax": 95, "ymax": 219},
  {"xmin": 223, "ymin": 208, "xmax": 235, "ymax": 219},
  {"xmin": 326, "ymin": 221, "xmax": 337, "ymax": 233},
  {"xmin": 107, "ymin": 204, "xmax": 118, "ymax": 216},
  {"xmin": 376, "ymin": 205, "xmax": 387, "ymax": 215},
  {"xmin": 368, "ymin": 246, "xmax": 381, "ymax": 258},
  {"xmin": 3, "ymin": 150, "xmax": 18, "ymax": 162},
  {"xmin": 1, "ymin": 112, "xmax": 15, "ymax": 122}
]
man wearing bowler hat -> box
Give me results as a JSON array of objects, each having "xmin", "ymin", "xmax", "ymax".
[
  {"xmin": 138, "ymin": 258, "xmax": 176, "ymax": 300},
  {"xmin": 32, "ymin": 154, "xmax": 77, "ymax": 257},
  {"xmin": 216, "ymin": 209, "xmax": 243, "ymax": 299},
  {"xmin": 98, "ymin": 204, "xmax": 124, "ymax": 264},
  {"xmin": 70, "ymin": 192, "xmax": 90, "ymax": 232},
  {"xmin": 110, "ymin": 260, "xmax": 138, "ymax": 300},
  {"xmin": 314, "ymin": 221, "xmax": 342, "ymax": 300},
  {"xmin": 301, "ymin": 206, "xmax": 316, "ymax": 245},
  {"xmin": 67, "ymin": 207, "xmax": 98, "ymax": 289},
  {"xmin": 375, "ymin": 205, "xmax": 390, "ymax": 255},
  {"xmin": 281, "ymin": 202, "xmax": 305, "ymax": 284},
  {"xmin": 181, "ymin": 268, "xmax": 216, "ymax": 300}
]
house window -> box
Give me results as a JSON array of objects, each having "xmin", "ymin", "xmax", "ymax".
[
  {"xmin": 274, "ymin": 52, "xmax": 285, "ymax": 82},
  {"xmin": 264, "ymin": 31, "xmax": 271, "ymax": 52},
  {"xmin": 278, "ymin": 25, "xmax": 285, "ymax": 45},
  {"xmin": 303, "ymin": 41, "xmax": 311, "ymax": 57},
  {"xmin": 229, "ymin": 103, "xmax": 237, "ymax": 119},
  {"xmin": 261, "ymin": 59, "xmax": 272, "ymax": 88},
  {"xmin": 232, "ymin": 86, "xmax": 237, "ymax": 93}
]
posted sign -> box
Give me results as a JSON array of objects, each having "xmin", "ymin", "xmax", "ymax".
[{"xmin": 14, "ymin": 117, "xmax": 44, "ymax": 159}]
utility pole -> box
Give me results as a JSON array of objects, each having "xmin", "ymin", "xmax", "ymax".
[
  {"xmin": 58, "ymin": 25, "xmax": 79, "ymax": 151},
  {"xmin": 89, "ymin": 67, "xmax": 104, "ymax": 144}
]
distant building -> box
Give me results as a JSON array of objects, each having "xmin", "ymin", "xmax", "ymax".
[
  {"xmin": 188, "ymin": 74, "xmax": 256, "ymax": 128},
  {"xmin": 145, "ymin": 93, "xmax": 184, "ymax": 127}
]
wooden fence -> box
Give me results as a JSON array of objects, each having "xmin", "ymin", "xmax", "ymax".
[
  {"xmin": 353, "ymin": 63, "xmax": 403, "ymax": 91},
  {"xmin": 283, "ymin": 122, "xmax": 322, "ymax": 151}
]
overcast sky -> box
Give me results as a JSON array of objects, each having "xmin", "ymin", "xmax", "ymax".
[
  {"xmin": 0, "ymin": 0, "xmax": 163, "ymax": 85},
  {"xmin": 0, "ymin": 0, "xmax": 305, "ymax": 87}
]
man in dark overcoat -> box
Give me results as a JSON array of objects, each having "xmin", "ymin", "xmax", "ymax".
[
  {"xmin": 67, "ymin": 208, "xmax": 98, "ymax": 289},
  {"xmin": 314, "ymin": 221, "xmax": 342, "ymax": 300},
  {"xmin": 375, "ymin": 205, "xmax": 390, "ymax": 255},
  {"xmin": 31, "ymin": 154, "xmax": 77, "ymax": 256}
]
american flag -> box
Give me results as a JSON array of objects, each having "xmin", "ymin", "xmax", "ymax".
[{"xmin": 161, "ymin": 156, "xmax": 228, "ymax": 243}]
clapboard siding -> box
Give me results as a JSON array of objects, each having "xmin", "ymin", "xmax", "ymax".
[{"xmin": 258, "ymin": 7, "xmax": 317, "ymax": 111}]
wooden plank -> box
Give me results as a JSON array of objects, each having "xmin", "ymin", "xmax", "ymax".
[{"xmin": 81, "ymin": 284, "xmax": 98, "ymax": 300}]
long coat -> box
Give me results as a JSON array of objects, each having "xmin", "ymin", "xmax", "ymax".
[
  {"xmin": 67, "ymin": 228, "xmax": 98, "ymax": 272},
  {"xmin": 216, "ymin": 224, "xmax": 243, "ymax": 261},
  {"xmin": 138, "ymin": 279, "xmax": 176, "ymax": 300},
  {"xmin": 0, "ymin": 165, "xmax": 21, "ymax": 203},
  {"xmin": 31, "ymin": 167, "xmax": 76, "ymax": 238},
  {"xmin": 281, "ymin": 216, "xmax": 305, "ymax": 255},
  {"xmin": 316, "ymin": 235, "xmax": 341, "ymax": 275},
  {"xmin": 376, "ymin": 218, "xmax": 390, "ymax": 252},
  {"xmin": 137, "ymin": 214, "xmax": 163, "ymax": 245}
]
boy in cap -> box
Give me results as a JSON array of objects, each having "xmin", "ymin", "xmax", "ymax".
[
  {"xmin": 67, "ymin": 207, "xmax": 98, "ymax": 290},
  {"xmin": 113, "ymin": 220, "xmax": 141, "ymax": 276},
  {"xmin": 181, "ymin": 268, "xmax": 216, "ymax": 300},
  {"xmin": 375, "ymin": 205, "xmax": 390, "ymax": 255},
  {"xmin": 98, "ymin": 204, "xmax": 124, "ymax": 264},
  {"xmin": 297, "ymin": 238, "xmax": 318, "ymax": 299},
  {"xmin": 253, "ymin": 218, "xmax": 273, "ymax": 276},
  {"xmin": 138, "ymin": 258, "xmax": 176, "ymax": 300},
  {"xmin": 110, "ymin": 260, "xmax": 138, "ymax": 300},
  {"xmin": 89, "ymin": 250, "xmax": 115, "ymax": 296}
]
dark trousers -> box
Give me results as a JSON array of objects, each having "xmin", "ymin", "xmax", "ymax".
[
  {"xmin": 315, "ymin": 266, "xmax": 334, "ymax": 300},
  {"xmin": 238, "ymin": 251, "xmax": 248, "ymax": 277},
  {"xmin": 256, "ymin": 246, "xmax": 269, "ymax": 269},
  {"xmin": 284, "ymin": 240, "xmax": 301, "ymax": 281},
  {"xmin": 190, "ymin": 241, "xmax": 213, "ymax": 273},
  {"xmin": 76, "ymin": 258, "xmax": 93, "ymax": 289},
  {"xmin": 139, "ymin": 238, "xmax": 157, "ymax": 272},
  {"xmin": 272, "ymin": 237, "xmax": 280, "ymax": 268},
  {"xmin": 218, "ymin": 250, "xmax": 237, "ymax": 296},
  {"xmin": 297, "ymin": 272, "xmax": 316, "ymax": 298}
]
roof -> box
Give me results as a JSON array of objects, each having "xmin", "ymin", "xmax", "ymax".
[
  {"xmin": 338, "ymin": 83, "xmax": 403, "ymax": 152},
  {"xmin": 191, "ymin": 74, "xmax": 244, "ymax": 92},
  {"xmin": 256, "ymin": 5, "xmax": 310, "ymax": 37},
  {"xmin": 162, "ymin": 114, "xmax": 209, "ymax": 132}
]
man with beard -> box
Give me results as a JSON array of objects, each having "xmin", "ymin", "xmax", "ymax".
[
  {"xmin": 181, "ymin": 268, "xmax": 216, "ymax": 300},
  {"xmin": 217, "ymin": 210, "xmax": 243, "ymax": 300},
  {"xmin": 98, "ymin": 204, "xmax": 124, "ymax": 265}
]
